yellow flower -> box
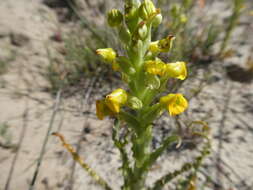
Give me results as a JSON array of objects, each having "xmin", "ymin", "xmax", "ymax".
[
  {"xmin": 145, "ymin": 60, "xmax": 167, "ymax": 76},
  {"xmin": 96, "ymin": 48, "xmax": 116, "ymax": 63},
  {"xmin": 105, "ymin": 88, "xmax": 128, "ymax": 113},
  {"xmin": 149, "ymin": 35, "xmax": 175, "ymax": 53},
  {"xmin": 158, "ymin": 35, "xmax": 175, "ymax": 52},
  {"xmin": 145, "ymin": 60, "xmax": 187, "ymax": 80},
  {"xmin": 149, "ymin": 41, "xmax": 160, "ymax": 54},
  {"xmin": 160, "ymin": 93, "xmax": 188, "ymax": 116},
  {"xmin": 96, "ymin": 100, "xmax": 114, "ymax": 120},
  {"xmin": 166, "ymin": 61, "xmax": 187, "ymax": 80}
]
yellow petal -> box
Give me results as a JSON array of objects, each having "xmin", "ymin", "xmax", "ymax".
[
  {"xmin": 96, "ymin": 48, "xmax": 116, "ymax": 63},
  {"xmin": 149, "ymin": 41, "xmax": 160, "ymax": 53},
  {"xmin": 105, "ymin": 88, "xmax": 128, "ymax": 113},
  {"xmin": 96, "ymin": 100, "xmax": 106, "ymax": 120},
  {"xmin": 96, "ymin": 100, "xmax": 115, "ymax": 120},
  {"xmin": 158, "ymin": 35, "xmax": 175, "ymax": 52},
  {"xmin": 166, "ymin": 61, "xmax": 187, "ymax": 80},
  {"xmin": 145, "ymin": 60, "xmax": 167, "ymax": 76},
  {"xmin": 160, "ymin": 93, "xmax": 188, "ymax": 116}
]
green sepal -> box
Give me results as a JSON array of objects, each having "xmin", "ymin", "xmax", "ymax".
[
  {"xmin": 125, "ymin": 3, "xmax": 140, "ymax": 33},
  {"xmin": 119, "ymin": 25, "xmax": 131, "ymax": 45},
  {"xmin": 127, "ymin": 96, "xmax": 143, "ymax": 110}
]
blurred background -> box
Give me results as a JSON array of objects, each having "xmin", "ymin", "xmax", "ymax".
[{"xmin": 0, "ymin": 0, "xmax": 252, "ymax": 189}]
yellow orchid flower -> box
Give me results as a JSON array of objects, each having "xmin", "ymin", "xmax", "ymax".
[
  {"xmin": 149, "ymin": 35, "xmax": 175, "ymax": 54},
  {"xmin": 145, "ymin": 60, "xmax": 187, "ymax": 80},
  {"xmin": 96, "ymin": 48, "xmax": 116, "ymax": 63},
  {"xmin": 158, "ymin": 35, "xmax": 175, "ymax": 52},
  {"xmin": 105, "ymin": 88, "xmax": 128, "ymax": 113},
  {"xmin": 145, "ymin": 60, "xmax": 167, "ymax": 76},
  {"xmin": 149, "ymin": 41, "xmax": 160, "ymax": 53},
  {"xmin": 160, "ymin": 93, "xmax": 188, "ymax": 116},
  {"xmin": 96, "ymin": 100, "xmax": 114, "ymax": 120},
  {"xmin": 166, "ymin": 61, "xmax": 187, "ymax": 80}
]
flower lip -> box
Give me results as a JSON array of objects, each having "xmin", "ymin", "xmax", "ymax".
[
  {"xmin": 105, "ymin": 88, "xmax": 128, "ymax": 113},
  {"xmin": 96, "ymin": 100, "xmax": 114, "ymax": 120},
  {"xmin": 160, "ymin": 93, "xmax": 188, "ymax": 116},
  {"xmin": 96, "ymin": 48, "xmax": 116, "ymax": 63},
  {"xmin": 166, "ymin": 61, "xmax": 187, "ymax": 80}
]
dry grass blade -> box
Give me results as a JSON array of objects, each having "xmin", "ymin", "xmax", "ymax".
[
  {"xmin": 52, "ymin": 132, "xmax": 112, "ymax": 190},
  {"xmin": 28, "ymin": 90, "xmax": 62, "ymax": 190}
]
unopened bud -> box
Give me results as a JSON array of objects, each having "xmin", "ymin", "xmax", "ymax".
[
  {"xmin": 146, "ymin": 74, "xmax": 160, "ymax": 90},
  {"xmin": 171, "ymin": 4, "xmax": 180, "ymax": 17},
  {"xmin": 138, "ymin": 23, "xmax": 148, "ymax": 40},
  {"xmin": 127, "ymin": 96, "xmax": 143, "ymax": 110},
  {"xmin": 139, "ymin": 0, "xmax": 156, "ymax": 20},
  {"xmin": 107, "ymin": 9, "xmax": 123, "ymax": 27},
  {"xmin": 152, "ymin": 14, "xmax": 162, "ymax": 27}
]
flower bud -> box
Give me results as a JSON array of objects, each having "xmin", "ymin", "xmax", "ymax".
[
  {"xmin": 107, "ymin": 9, "xmax": 123, "ymax": 27},
  {"xmin": 127, "ymin": 96, "xmax": 143, "ymax": 110},
  {"xmin": 166, "ymin": 62, "xmax": 187, "ymax": 80},
  {"xmin": 152, "ymin": 13, "xmax": 162, "ymax": 27},
  {"xmin": 146, "ymin": 74, "xmax": 160, "ymax": 89},
  {"xmin": 138, "ymin": 23, "xmax": 148, "ymax": 40},
  {"xmin": 132, "ymin": 40, "xmax": 143, "ymax": 54},
  {"xmin": 105, "ymin": 88, "xmax": 128, "ymax": 113},
  {"xmin": 96, "ymin": 48, "xmax": 116, "ymax": 63},
  {"xmin": 171, "ymin": 4, "xmax": 180, "ymax": 17},
  {"xmin": 160, "ymin": 93, "xmax": 188, "ymax": 116},
  {"xmin": 139, "ymin": 0, "xmax": 156, "ymax": 20}
]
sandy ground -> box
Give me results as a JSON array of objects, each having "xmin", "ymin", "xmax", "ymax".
[{"xmin": 0, "ymin": 0, "xmax": 253, "ymax": 190}]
